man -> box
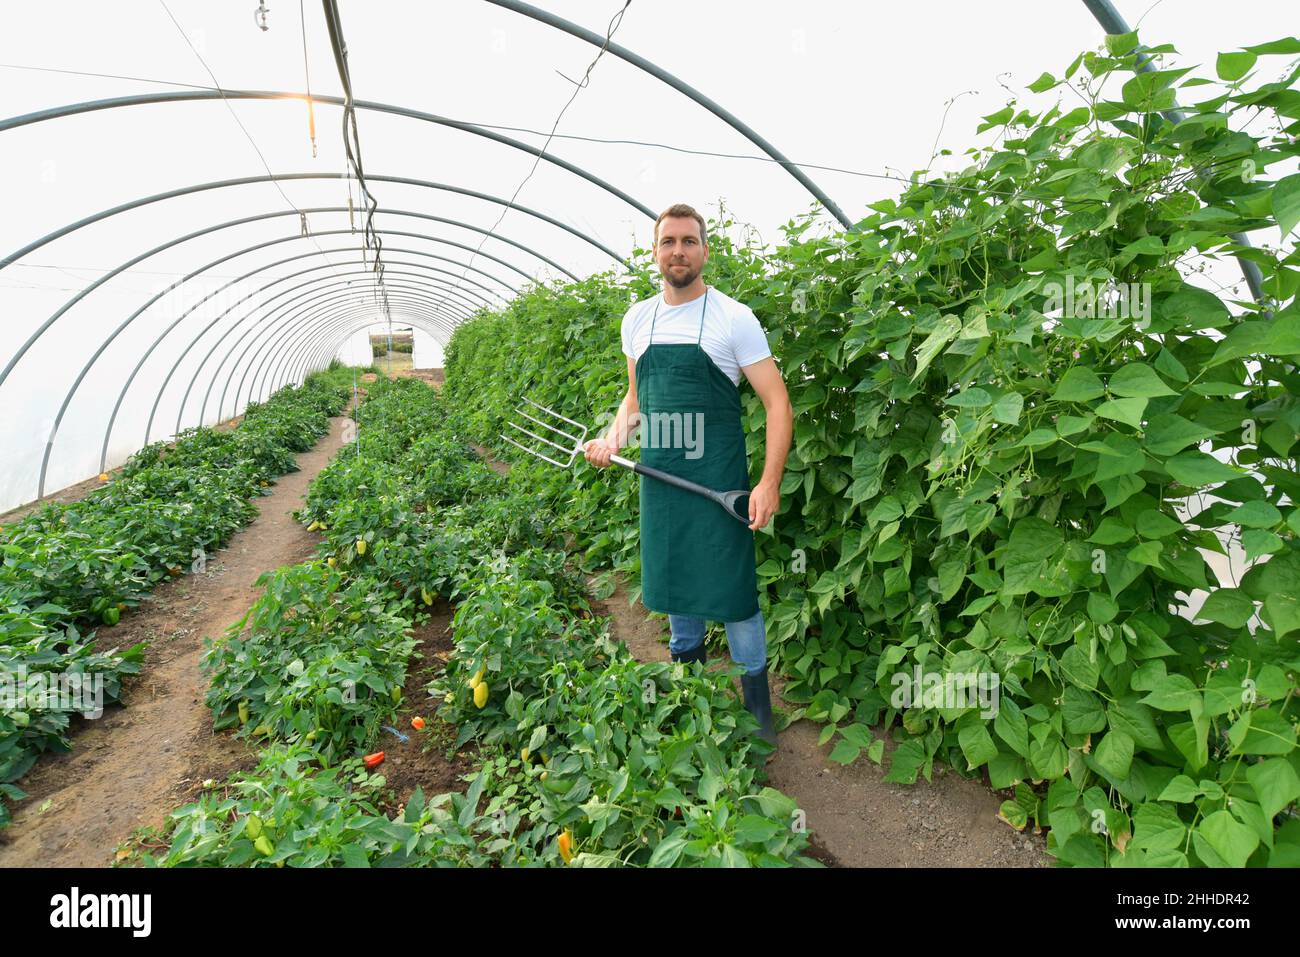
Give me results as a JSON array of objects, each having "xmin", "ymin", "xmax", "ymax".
[{"xmin": 584, "ymin": 203, "xmax": 793, "ymax": 748}]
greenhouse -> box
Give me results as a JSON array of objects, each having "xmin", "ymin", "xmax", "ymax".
[{"xmin": 0, "ymin": 0, "xmax": 1297, "ymax": 893}]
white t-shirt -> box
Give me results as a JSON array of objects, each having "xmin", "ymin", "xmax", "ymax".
[{"xmin": 620, "ymin": 285, "xmax": 771, "ymax": 386}]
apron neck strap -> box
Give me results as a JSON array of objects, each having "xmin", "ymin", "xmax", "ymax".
[{"xmin": 647, "ymin": 286, "xmax": 709, "ymax": 346}]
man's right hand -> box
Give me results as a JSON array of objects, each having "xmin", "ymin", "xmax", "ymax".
[{"xmin": 583, "ymin": 437, "xmax": 619, "ymax": 468}]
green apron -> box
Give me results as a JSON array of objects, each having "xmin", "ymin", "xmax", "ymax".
[{"xmin": 634, "ymin": 286, "xmax": 760, "ymax": 621}]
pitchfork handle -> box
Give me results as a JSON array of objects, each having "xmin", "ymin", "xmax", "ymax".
[{"xmin": 608, "ymin": 454, "xmax": 751, "ymax": 525}]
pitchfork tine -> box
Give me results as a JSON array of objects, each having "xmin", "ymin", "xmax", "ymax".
[
  {"xmin": 500, "ymin": 395, "xmax": 590, "ymax": 468},
  {"xmin": 522, "ymin": 397, "xmax": 587, "ymax": 432},
  {"xmin": 499, "ymin": 434, "xmax": 574, "ymax": 468},
  {"xmin": 514, "ymin": 408, "xmax": 581, "ymax": 444},
  {"xmin": 506, "ymin": 420, "xmax": 575, "ymax": 455}
]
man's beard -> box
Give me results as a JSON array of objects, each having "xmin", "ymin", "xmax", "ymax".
[{"xmin": 663, "ymin": 262, "xmax": 699, "ymax": 288}]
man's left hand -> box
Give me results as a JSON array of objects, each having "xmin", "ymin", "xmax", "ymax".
[{"xmin": 748, "ymin": 480, "xmax": 780, "ymax": 532}]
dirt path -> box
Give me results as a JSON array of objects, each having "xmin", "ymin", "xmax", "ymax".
[
  {"xmin": 395, "ymin": 367, "xmax": 443, "ymax": 388},
  {"xmin": 471, "ymin": 440, "xmax": 1049, "ymax": 868},
  {"xmin": 0, "ymin": 405, "xmax": 357, "ymax": 867},
  {"xmin": 374, "ymin": 602, "xmax": 480, "ymax": 814}
]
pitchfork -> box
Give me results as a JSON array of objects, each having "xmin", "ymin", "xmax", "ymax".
[{"xmin": 500, "ymin": 397, "xmax": 752, "ymax": 525}]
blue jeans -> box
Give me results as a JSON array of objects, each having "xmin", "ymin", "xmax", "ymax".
[{"xmin": 668, "ymin": 608, "xmax": 767, "ymax": 676}]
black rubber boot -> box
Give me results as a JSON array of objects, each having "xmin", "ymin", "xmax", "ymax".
[
  {"xmin": 741, "ymin": 668, "xmax": 778, "ymax": 749},
  {"xmin": 671, "ymin": 643, "xmax": 707, "ymax": 665}
]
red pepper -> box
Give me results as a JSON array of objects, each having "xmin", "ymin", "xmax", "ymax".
[{"xmin": 363, "ymin": 751, "xmax": 385, "ymax": 770}]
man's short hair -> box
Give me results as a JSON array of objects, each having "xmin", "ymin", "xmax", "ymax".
[{"xmin": 653, "ymin": 203, "xmax": 708, "ymax": 248}]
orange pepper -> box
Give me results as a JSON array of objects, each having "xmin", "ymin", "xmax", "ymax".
[{"xmin": 363, "ymin": 751, "xmax": 385, "ymax": 770}]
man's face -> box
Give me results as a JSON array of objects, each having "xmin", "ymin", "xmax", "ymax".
[{"xmin": 655, "ymin": 216, "xmax": 707, "ymax": 289}]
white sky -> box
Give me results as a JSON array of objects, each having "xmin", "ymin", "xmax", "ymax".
[{"xmin": 0, "ymin": 0, "xmax": 1295, "ymax": 509}]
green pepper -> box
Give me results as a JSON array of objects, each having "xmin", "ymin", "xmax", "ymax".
[
  {"xmin": 542, "ymin": 775, "xmax": 573, "ymax": 795},
  {"xmin": 254, "ymin": 835, "xmax": 275, "ymax": 857}
]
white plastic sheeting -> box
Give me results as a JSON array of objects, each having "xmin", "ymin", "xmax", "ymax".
[
  {"xmin": 410, "ymin": 329, "xmax": 446, "ymax": 370},
  {"xmin": 0, "ymin": 0, "xmax": 1292, "ymax": 512}
]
